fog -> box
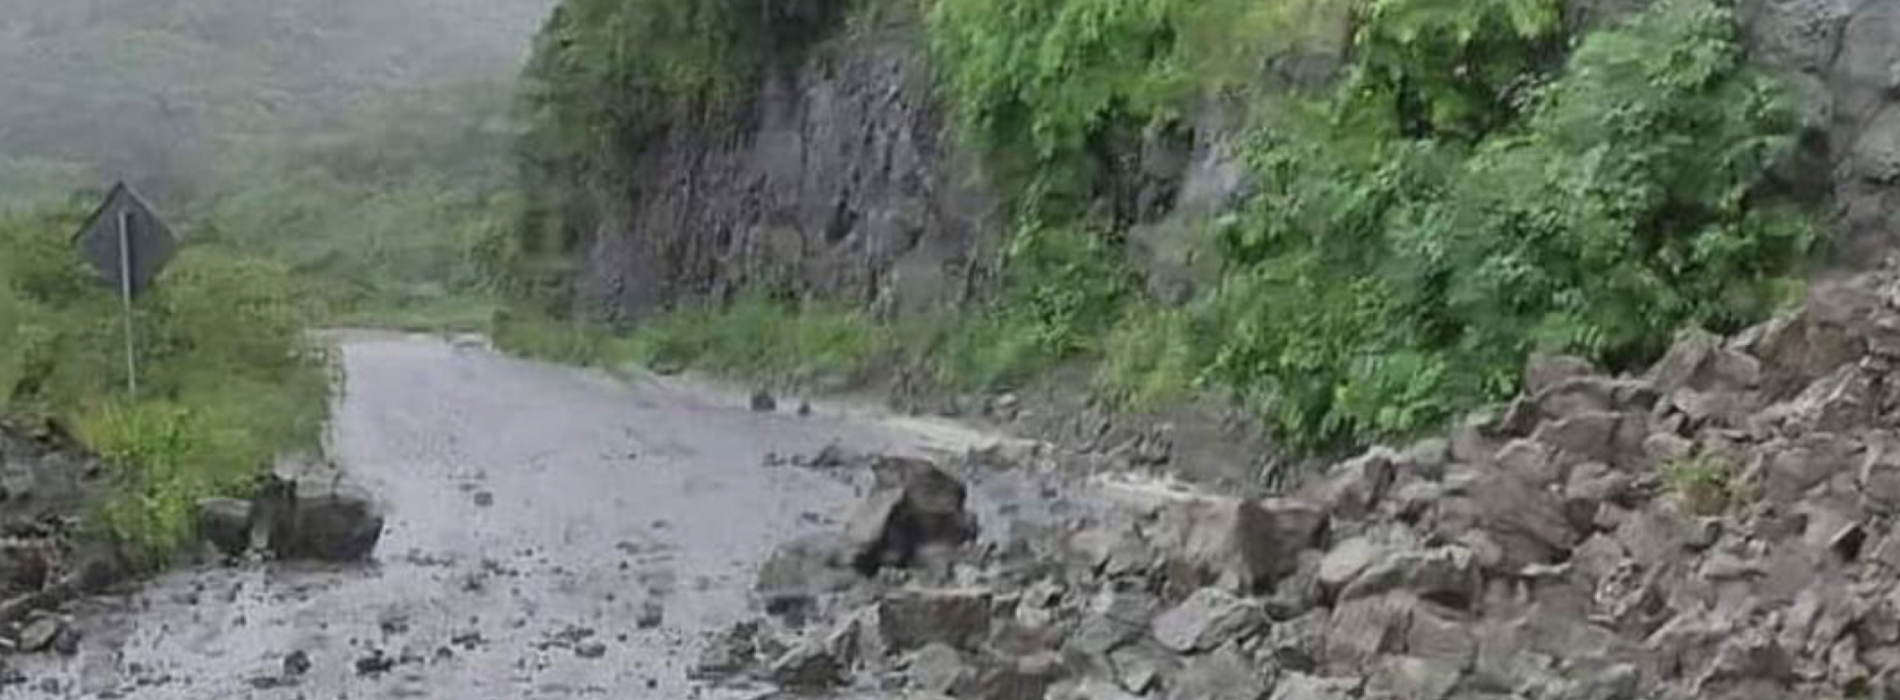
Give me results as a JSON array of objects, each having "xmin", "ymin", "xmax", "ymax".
[{"xmin": 0, "ymin": 0, "xmax": 557, "ymax": 206}]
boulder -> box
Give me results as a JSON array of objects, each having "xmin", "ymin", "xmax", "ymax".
[
  {"xmin": 1270, "ymin": 672, "xmax": 1359, "ymax": 700},
  {"xmin": 1157, "ymin": 495, "xmax": 1325, "ymax": 593},
  {"xmin": 971, "ymin": 652, "xmax": 1065, "ymax": 700},
  {"xmin": 1327, "ymin": 593, "xmax": 1416, "ymax": 671},
  {"xmin": 909, "ymin": 643, "xmax": 976, "ymax": 695},
  {"xmin": 769, "ymin": 636, "xmax": 847, "ymax": 690},
  {"xmin": 1650, "ymin": 329, "xmax": 1762, "ymax": 396},
  {"xmin": 756, "ymin": 533, "xmax": 860, "ymax": 624},
  {"xmin": 16, "ymin": 616, "xmax": 62, "ymax": 653},
  {"xmin": 848, "ymin": 457, "xmax": 977, "ymax": 574},
  {"xmin": 1738, "ymin": 313, "xmax": 1865, "ymax": 400},
  {"xmin": 1368, "ymin": 655, "xmax": 1466, "ymax": 700},
  {"xmin": 197, "ymin": 497, "xmax": 253, "ymax": 557},
  {"xmin": 1339, "ymin": 547, "xmax": 1481, "ymax": 610},
  {"xmin": 1066, "ymin": 589, "xmax": 1159, "ymax": 657},
  {"xmin": 1493, "ymin": 439, "xmax": 1562, "ymax": 490},
  {"xmin": 879, "ymin": 587, "xmax": 992, "ymax": 652},
  {"xmin": 1759, "ymin": 433, "xmax": 1862, "ymax": 503},
  {"xmin": 1310, "ymin": 448, "xmax": 1397, "ymax": 522},
  {"xmin": 1524, "ymin": 355, "xmax": 1600, "ymax": 395},
  {"xmin": 1152, "ymin": 587, "xmax": 1265, "ymax": 654},
  {"xmin": 1320, "ymin": 537, "xmax": 1390, "ymax": 595},
  {"xmin": 1168, "ymin": 645, "xmax": 1268, "ymax": 700},
  {"xmin": 1465, "ymin": 472, "xmax": 1578, "ymax": 569},
  {"xmin": 1758, "ymin": 362, "xmax": 1874, "ymax": 435},
  {"xmin": 270, "ymin": 480, "xmax": 383, "ymax": 562},
  {"xmin": 1052, "ymin": 678, "xmax": 1146, "ymax": 700}
]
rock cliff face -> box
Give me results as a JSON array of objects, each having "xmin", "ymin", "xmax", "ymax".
[
  {"xmin": 1741, "ymin": 0, "xmax": 1900, "ymax": 262},
  {"xmin": 575, "ymin": 3, "xmax": 1900, "ymax": 321},
  {"xmin": 575, "ymin": 27, "xmax": 993, "ymax": 323}
]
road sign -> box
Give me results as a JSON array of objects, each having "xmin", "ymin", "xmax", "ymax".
[
  {"xmin": 73, "ymin": 182, "xmax": 175, "ymax": 296},
  {"xmin": 71, "ymin": 183, "xmax": 175, "ymax": 400}
]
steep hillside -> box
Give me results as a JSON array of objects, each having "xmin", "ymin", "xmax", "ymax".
[{"xmin": 512, "ymin": 0, "xmax": 1900, "ymax": 459}]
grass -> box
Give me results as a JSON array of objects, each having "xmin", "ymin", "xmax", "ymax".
[
  {"xmin": 2, "ymin": 209, "xmax": 330, "ymax": 566},
  {"xmin": 1661, "ymin": 453, "xmax": 1739, "ymax": 516},
  {"xmin": 493, "ymin": 291, "xmax": 889, "ymax": 393}
]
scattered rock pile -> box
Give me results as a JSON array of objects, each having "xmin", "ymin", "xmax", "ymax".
[
  {"xmin": 0, "ymin": 419, "xmax": 121, "ymax": 667},
  {"xmin": 709, "ymin": 261, "xmax": 1900, "ymax": 700}
]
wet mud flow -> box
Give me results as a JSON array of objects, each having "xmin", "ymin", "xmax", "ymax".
[{"xmin": 10, "ymin": 333, "xmax": 991, "ymax": 699}]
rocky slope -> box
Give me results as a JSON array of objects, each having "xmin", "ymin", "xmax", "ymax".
[
  {"xmin": 698, "ymin": 257, "xmax": 1900, "ymax": 700},
  {"xmin": 575, "ymin": 23, "xmax": 995, "ymax": 324}
]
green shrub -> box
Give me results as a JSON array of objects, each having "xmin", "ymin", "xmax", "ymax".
[
  {"xmin": 1189, "ymin": 0, "xmax": 1816, "ymax": 452},
  {"xmin": 0, "ymin": 208, "xmax": 327, "ymax": 563},
  {"xmin": 1098, "ymin": 304, "xmax": 1203, "ymax": 410}
]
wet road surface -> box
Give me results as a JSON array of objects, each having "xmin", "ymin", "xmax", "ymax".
[{"xmin": 12, "ymin": 332, "xmax": 998, "ymax": 699}]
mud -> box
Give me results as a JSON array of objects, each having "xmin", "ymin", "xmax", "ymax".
[{"xmin": 6, "ymin": 332, "xmax": 1007, "ymax": 699}]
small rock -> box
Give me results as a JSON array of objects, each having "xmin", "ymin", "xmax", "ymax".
[
  {"xmin": 354, "ymin": 650, "xmax": 395, "ymax": 676},
  {"xmin": 17, "ymin": 617, "xmax": 62, "ymax": 653},
  {"xmin": 472, "ymin": 491, "xmax": 494, "ymax": 508},
  {"xmin": 50, "ymin": 625, "xmax": 79, "ymax": 656},
  {"xmin": 637, "ymin": 601, "xmax": 665, "ymax": 629},
  {"xmin": 751, "ymin": 390, "xmax": 778, "ymax": 412},
  {"xmin": 283, "ymin": 650, "xmax": 311, "ymax": 677},
  {"xmin": 575, "ymin": 641, "xmax": 607, "ymax": 659}
]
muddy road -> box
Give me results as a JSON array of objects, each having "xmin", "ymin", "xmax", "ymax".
[{"xmin": 12, "ymin": 332, "xmax": 1002, "ymax": 699}]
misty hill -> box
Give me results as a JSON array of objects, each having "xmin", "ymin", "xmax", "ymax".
[{"xmin": 0, "ymin": 0, "xmax": 555, "ymax": 206}]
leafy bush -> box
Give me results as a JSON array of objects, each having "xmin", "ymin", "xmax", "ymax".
[{"xmin": 1189, "ymin": 0, "xmax": 1816, "ymax": 451}]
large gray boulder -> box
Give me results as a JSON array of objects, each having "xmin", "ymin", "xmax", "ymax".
[
  {"xmin": 1152, "ymin": 587, "xmax": 1265, "ymax": 654},
  {"xmin": 270, "ymin": 480, "xmax": 384, "ymax": 562},
  {"xmin": 847, "ymin": 457, "xmax": 977, "ymax": 574},
  {"xmin": 196, "ymin": 497, "xmax": 253, "ymax": 558},
  {"xmin": 1155, "ymin": 495, "xmax": 1325, "ymax": 593}
]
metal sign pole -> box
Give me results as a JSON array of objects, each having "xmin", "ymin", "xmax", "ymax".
[{"xmin": 118, "ymin": 210, "xmax": 138, "ymax": 401}]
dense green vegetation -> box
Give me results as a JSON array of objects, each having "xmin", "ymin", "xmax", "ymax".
[
  {"xmin": 0, "ymin": 208, "xmax": 326, "ymax": 563},
  {"xmin": 514, "ymin": 0, "xmax": 1822, "ymax": 455}
]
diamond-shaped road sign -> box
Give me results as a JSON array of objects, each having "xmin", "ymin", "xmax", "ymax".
[{"xmin": 73, "ymin": 182, "xmax": 175, "ymax": 297}]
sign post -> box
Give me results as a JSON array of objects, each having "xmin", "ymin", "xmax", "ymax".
[
  {"xmin": 117, "ymin": 209, "xmax": 138, "ymax": 399},
  {"xmin": 73, "ymin": 183, "xmax": 175, "ymax": 399}
]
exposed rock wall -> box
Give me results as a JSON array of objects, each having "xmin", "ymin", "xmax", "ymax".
[
  {"xmin": 1742, "ymin": 0, "xmax": 1900, "ymax": 262},
  {"xmin": 576, "ymin": 26, "xmax": 993, "ymax": 323}
]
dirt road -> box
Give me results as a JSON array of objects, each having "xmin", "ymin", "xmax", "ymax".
[{"xmin": 12, "ymin": 332, "xmax": 999, "ymax": 699}]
